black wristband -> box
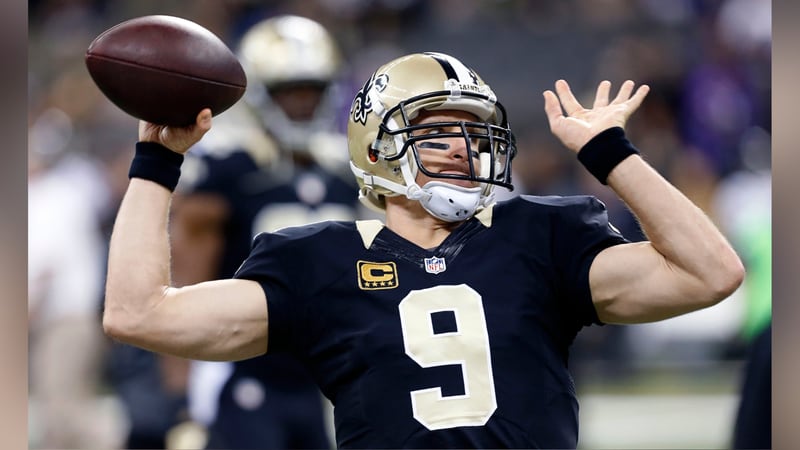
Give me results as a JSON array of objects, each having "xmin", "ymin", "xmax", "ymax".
[
  {"xmin": 128, "ymin": 142, "xmax": 184, "ymax": 191},
  {"xmin": 577, "ymin": 127, "xmax": 640, "ymax": 185}
]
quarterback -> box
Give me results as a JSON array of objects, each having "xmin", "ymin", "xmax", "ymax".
[{"xmin": 104, "ymin": 52, "xmax": 744, "ymax": 448}]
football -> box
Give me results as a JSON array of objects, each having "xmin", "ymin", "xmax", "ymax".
[{"xmin": 85, "ymin": 15, "xmax": 247, "ymax": 126}]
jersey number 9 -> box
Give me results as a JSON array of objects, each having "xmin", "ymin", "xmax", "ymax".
[{"xmin": 398, "ymin": 284, "xmax": 498, "ymax": 430}]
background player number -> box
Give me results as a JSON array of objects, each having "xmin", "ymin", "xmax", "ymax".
[{"xmin": 398, "ymin": 284, "xmax": 498, "ymax": 430}]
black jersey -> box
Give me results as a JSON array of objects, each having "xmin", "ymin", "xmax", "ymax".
[{"xmin": 234, "ymin": 194, "xmax": 627, "ymax": 449}]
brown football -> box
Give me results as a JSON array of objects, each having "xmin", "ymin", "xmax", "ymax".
[{"xmin": 85, "ymin": 15, "xmax": 247, "ymax": 126}]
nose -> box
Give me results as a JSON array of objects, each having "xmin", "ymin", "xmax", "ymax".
[
  {"xmin": 449, "ymin": 136, "xmax": 481, "ymax": 161},
  {"xmin": 446, "ymin": 136, "xmax": 469, "ymax": 160}
]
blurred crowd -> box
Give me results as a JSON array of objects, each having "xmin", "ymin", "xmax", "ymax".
[{"xmin": 28, "ymin": 0, "xmax": 770, "ymax": 448}]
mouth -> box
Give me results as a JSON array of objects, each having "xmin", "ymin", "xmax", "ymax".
[
  {"xmin": 434, "ymin": 169, "xmax": 478, "ymax": 188},
  {"xmin": 417, "ymin": 163, "xmax": 479, "ymax": 188},
  {"xmin": 439, "ymin": 169, "xmax": 470, "ymax": 176}
]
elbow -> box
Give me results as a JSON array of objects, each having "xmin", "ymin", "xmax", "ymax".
[
  {"xmin": 102, "ymin": 305, "xmax": 136, "ymax": 342},
  {"xmin": 103, "ymin": 287, "xmax": 172, "ymax": 350},
  {"xmin": 706, "ymin": 254, "xmax": 746, "ymax": 305},
  {"xmin": 102, "ymin": 311, "xmax": 120, "ymax": 340},
  {"xmin": 102, "ymin": 295, "xmax": 150, "ymax": 344}
]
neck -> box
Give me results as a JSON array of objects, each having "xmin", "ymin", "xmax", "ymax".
[{"xmin": 384, "ymin": 196, "xmax": 462, "ymax": 249}]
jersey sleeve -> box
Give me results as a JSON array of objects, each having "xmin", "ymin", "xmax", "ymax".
[
  {"xmin": 551, "ymin": 196, "xmax": 629, "ymax": 326},
  {"xmin": 232, "ymin": 230, "xmax": 304, "ymax": 355}
]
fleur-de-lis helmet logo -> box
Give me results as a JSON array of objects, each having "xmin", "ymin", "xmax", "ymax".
[{"xmin": 351, "ymin": 73, "xmax": 389, "ymax": 125}]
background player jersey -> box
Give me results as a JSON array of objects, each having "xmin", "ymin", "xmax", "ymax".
[
  {"xmin": 234, "ymin": 194, "xmax": 628, "ymax": 449},
  {"xmin": 183, "ymin": 147, "xmax": 359, "ymax": 280}
]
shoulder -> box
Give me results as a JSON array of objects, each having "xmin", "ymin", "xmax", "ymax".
[
  {"xmin": 485, "ymin": 194, "xmax": 622, "ymax": 245},
  {"xmin": 237, "ymin": 220, "xmax": 360, "ymax": 279},
  {"xmin": 275, "ymin": 219, "xmax": 357, "ymax": 238},
  {"xmin": 515, "ymin": 194, "xmax": 604, "ymax": 208},
  {"xmin": 494, "ymin": 194, "xmax": 609, "ymax": 220},
  {"xmin": 252, "ymin": 220, "xmax": 359, "ymax": 251}
]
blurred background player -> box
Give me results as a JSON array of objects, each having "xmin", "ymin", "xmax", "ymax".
[{"xmin": 170, "ymin": 14, "xmax": 363, "ymax": 449}]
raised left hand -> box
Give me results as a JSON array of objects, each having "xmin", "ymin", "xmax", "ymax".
[{"xmin": 543, "ymin": 80, "xmax": 649, "ymax": 153}]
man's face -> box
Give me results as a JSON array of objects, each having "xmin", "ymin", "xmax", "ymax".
[
  {"xmin": 269, "ymin": 82, "xmax": 326, "ymax": 121},
  {"xmin": 409, "ymin": 109, "xmax": 482, "ymax": 189}
]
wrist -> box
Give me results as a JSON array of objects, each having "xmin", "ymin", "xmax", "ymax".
[
  {"xmin": 128, "ymin": 141, "xmax": 184, "ymax": 191},
  {"xmin": 577, "ymin": 127, "xmax": 640, "ymax": 185}
]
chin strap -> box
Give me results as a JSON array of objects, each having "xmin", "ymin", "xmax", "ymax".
[{"xmin": 418, "ymin": 181, "xmax": 482, "ymax": 222}]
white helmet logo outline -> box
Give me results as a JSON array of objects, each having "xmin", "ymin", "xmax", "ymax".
[{"xmin": 351, "ymin": 73, "xmax": 388, "ymax": 125}]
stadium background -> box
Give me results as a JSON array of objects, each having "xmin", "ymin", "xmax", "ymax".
[{"xmin": 27, "ymin": 0, "xmax": 771, "ymax": 448}]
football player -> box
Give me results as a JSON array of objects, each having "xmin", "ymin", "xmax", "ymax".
[
  {"xmin": 169, "ymin": 15, "xmax": 357, "ymax": 449},
  {"xmin": 104, "ymin": 52, "xmax": 744, "ymax": 448}
]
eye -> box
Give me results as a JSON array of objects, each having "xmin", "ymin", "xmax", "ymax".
[
  {"xmin": 421, "ymin": 127, "xmax": 446, "ymax": 136},
  {"xmin": 495, "ymin": 143, "xmax": 507, "ymax": 155},
  {"xmin": 411, "ymin": 126, "xmax": 447, "ymax": 139}
]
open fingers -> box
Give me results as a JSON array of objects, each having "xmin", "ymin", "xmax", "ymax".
[
  {"xmin": 611, "ymin": 80, "xmax": 635, "ymax": 104},
  {"xmin": 593, "ymin": 80, "xmax": 611, "ymax": 108},
  {"xmin": 542, "ymin": 90, "xmax": 564, "ymax": 129},
  {"xmin": 554, "ymin": 79, "xmax": 583, "ymax": 116},
  {"xmin": 627, "ymin": 84, "xmax": 650, "ymax": 111}
]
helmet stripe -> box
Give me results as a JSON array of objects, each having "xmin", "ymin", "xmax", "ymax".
[{"xmin": 425, "ymin": 52, "xmax": 460, "ymax": 82}]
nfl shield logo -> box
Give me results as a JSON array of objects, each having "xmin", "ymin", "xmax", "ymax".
[{"xmin": 424, "ymin": 256, "xmax": 447, "ymax": 274}]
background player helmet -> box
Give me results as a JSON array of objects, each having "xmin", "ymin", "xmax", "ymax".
[
  {"xmin": 347, "ymin": 52, "xmax": 516, "ymax": 221},
  {"xmin": 237, "ymin": 15, "xmax": 343, "ymax": 154}
]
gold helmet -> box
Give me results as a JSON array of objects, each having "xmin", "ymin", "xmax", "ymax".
[
  {"xmin": 237, "ymin": 15, "xmax": 343, "ymax": 154},
  {"xmin": 347, "ymin": 52, "xmax": 516, "ymax": 221}
]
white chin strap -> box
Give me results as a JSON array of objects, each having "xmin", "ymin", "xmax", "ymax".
[{"xmin": 417, "ymin": 181, "xmax": 482, "ymax": 222}]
